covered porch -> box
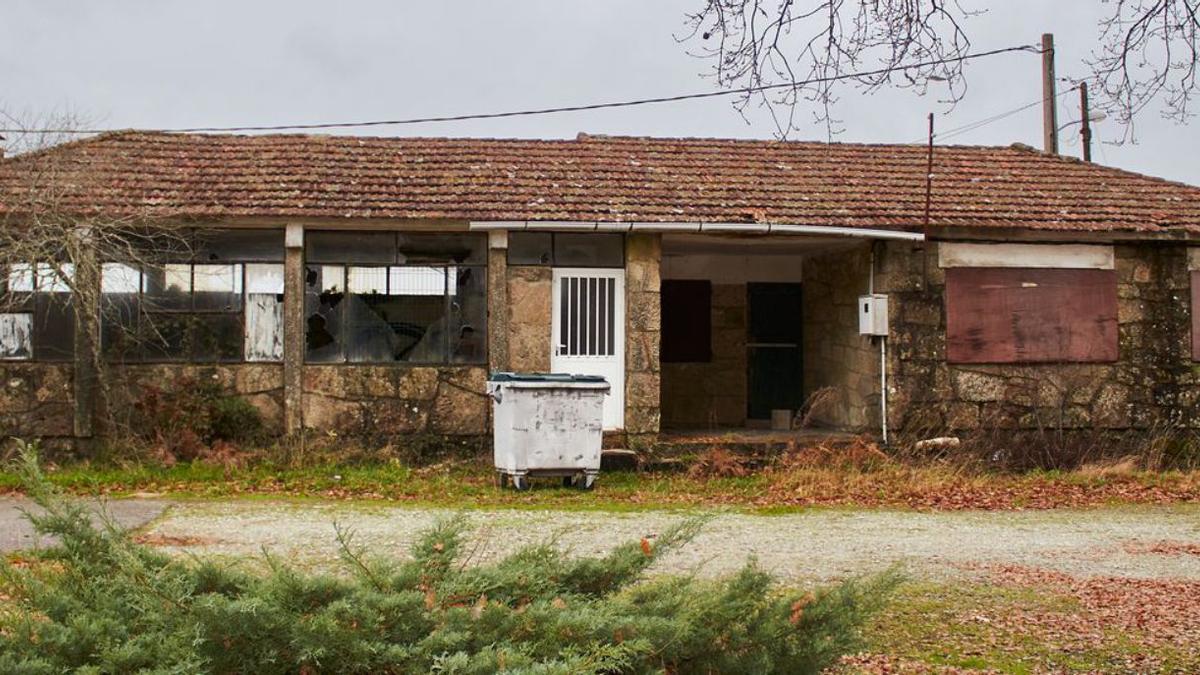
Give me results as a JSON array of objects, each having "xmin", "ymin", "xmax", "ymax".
[{"xmin": 657, "ymin": 233, "xmax": 895, "ymax": 436}]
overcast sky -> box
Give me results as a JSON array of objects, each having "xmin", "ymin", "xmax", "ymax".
[{"xmin": 3, "ymin": 1, "xmax": 1198, "ymax": 183}]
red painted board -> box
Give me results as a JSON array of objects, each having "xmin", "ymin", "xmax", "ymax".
[
  {"xmin": 946, "ymin": 267, "xmax": 1118, "ymax": 364},
  {"xmin": 1192, "ymin": 271, "xmax": 1200, "ymax": 362}
]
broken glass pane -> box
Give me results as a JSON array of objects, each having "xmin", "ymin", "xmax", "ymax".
[
  {"xmin": 305, "ymin": 265, "xmax": 345, "ymax": 363},
  {"xmin": 397, "ymin": 234, "xmax": 486, "ymax": 264},
  {"xmin": 306, "ymin": 231, "xmax": 396, "ymax": 264},
  {"xmin": 0, "ymin": 313, "xmax": 32, "ymax": 360},
  {"xmin": 449, "ymin": 266, "xmax": 486, "ymax": 363}
]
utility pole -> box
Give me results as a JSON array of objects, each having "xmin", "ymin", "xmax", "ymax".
[
  {"xmin": 1042, "ymin": 33, "xmax": 1059, "ymax": 154},
  {"xmin": 1080, "ymin": 82, "xmax": 1093, "ymax": 162}
]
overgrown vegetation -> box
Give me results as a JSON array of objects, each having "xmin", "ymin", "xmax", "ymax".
[
  {"xmin": 130, "ymin": 374, "xmax": 267, "ymax": 464},
  {"xmin": 0, "ymin": 442, "xmax": 896, "ymax": 674}
]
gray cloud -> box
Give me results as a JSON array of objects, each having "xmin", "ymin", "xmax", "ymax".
[{"xmin": 3, "ymin": 0, "xmax": 1197, "ymax": 183}]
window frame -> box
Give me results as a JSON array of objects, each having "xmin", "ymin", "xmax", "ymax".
[
  {"xmin": 507, "ymin": 232, "xmax": 625, "ymax": 268},
  {"xmin": 303, "ymin": 231, "xmax": 488, "ymax": 366},
  {"xmin": 101, "ymin": 228, "xmax": 286, "ymax": 364}
]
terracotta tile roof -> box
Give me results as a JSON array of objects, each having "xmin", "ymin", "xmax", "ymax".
[{"xmin": 2, "ymin": 131, "xmax": 1199, "ymax": 234}]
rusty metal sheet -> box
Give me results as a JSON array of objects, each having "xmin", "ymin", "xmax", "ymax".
[{"xmin": 946, "ymin": 267, "xmax": 1118, "ymax": 364}]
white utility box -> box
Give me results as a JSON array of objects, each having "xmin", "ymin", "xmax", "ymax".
[
  {"xmin": 487, "ymin": 372, "xmax": 610, "ymax": 491},
  {"xmin": 858, "ymin": 294, "xmax": 889, "ymax": 336}
]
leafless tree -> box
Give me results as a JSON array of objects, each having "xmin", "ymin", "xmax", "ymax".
[
  {"xmin": 681, "ymin": 1, "xmax": 1200, "ymax": 139},
  {"xmin": 0, "ymin": 109, "xmax": 190, "ymax": 436}
]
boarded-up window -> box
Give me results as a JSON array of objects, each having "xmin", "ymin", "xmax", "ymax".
[
  {"xmin": 1192, "ymin": 271, "xmax": 1200, "ymax": 362},
  {"xmin": 946, "ymin": 267, "xmax": 1118, "ymax": 364},
  {"xmin": 661, "ymin": 280, "xmax": 712, "ymax": 363}
]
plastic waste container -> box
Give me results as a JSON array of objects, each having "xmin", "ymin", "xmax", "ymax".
[{"xmin": 488, "ymin": 372, "xmax": 610, "ymax": 491}]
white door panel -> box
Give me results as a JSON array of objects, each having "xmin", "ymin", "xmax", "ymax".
[{"xmin": 551, "ymin": 269, "xmax": 625, "ymax": 430}]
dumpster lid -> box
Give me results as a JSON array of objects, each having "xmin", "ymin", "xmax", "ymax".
[{"xmin": 489, "ymin": 371, "xmax": 607, "ymax": 384}]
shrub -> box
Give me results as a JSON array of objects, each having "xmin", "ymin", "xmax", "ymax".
[
  {"xmin": 133, "ymin": 373, "xmax": 264, "ymax": 463},
  {"xmin": 209, "ymin": 396, "xmax": 266, "ymax": 445},
  {"xmin": 0, "ymin": 442, "xmax": 898, "ymax": 674}
]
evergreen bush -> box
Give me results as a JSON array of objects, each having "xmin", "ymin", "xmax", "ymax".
[{"xmin": 0, "ymin": 442, "xmax": 898, "ymax": 674}]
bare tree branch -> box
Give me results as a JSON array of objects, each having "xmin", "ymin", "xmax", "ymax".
[
  {"xmin": 1091, "ymin": 0, "xmax": 1200, "ymax": 139},
  {"xmin": 680, "ymin": 1, "xmax": 1200, "ymax": 140},
  {"xmin": 680, "ymin": 0, "xmax": 981, "ymax": 138}
]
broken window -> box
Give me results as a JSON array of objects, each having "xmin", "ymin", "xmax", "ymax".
[
  {"xmin": 304, "ymin": 232, "xmax": 487, "ymax": 364},
  {"xmin": 508, "ymin": 232, "xmax": 624, "ymax": 268},
  {"xmin": 1, "ymin": 263, "xmax": 75, "ymax": 361},
  {"xmin": 100, "ymin": 229, "xmax": 285, "ymax": 363}
]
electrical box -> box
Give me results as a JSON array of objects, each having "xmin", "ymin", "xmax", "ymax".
[{"xmin": 858, "ymin": 294, "xmax": 889, "ymax": 336}]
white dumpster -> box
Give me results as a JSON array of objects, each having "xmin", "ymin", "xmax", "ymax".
[{"xmin": 488, "ymin": 372, "xmax": 610, "ymax": 491}]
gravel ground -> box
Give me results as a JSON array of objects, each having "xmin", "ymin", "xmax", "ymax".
[{"xmin": 139, "ymin": 501, "xmax": 1200, "ymax": 582}]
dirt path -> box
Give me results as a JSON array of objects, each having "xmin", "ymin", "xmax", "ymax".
[
  {"xmin": 0, "ymin": 496, "xmax": 169, "ymax": 553},
  {"xmin": 139, "ymin": 500, "xmax": 1200, "ymax": 582}
]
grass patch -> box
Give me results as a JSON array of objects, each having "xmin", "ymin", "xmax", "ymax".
[
  {"xmin": 2, "ymin": 456, "xmax": 1199, "ymax": 512},
  {"xmin": 861, "ymin": 580, "xmax": 1200, "ymax": 673}
]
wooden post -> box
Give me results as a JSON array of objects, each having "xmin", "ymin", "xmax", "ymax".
[
  {"xmin": 283, "ymin": 224, "xmax": 304, "ymax": 434},
  {"xmin": 1080, "ymin": 82, "xmax": 1093, "ymax": 162},
  {"xmin": 72, "ymin": 227, "xmax": 99, "ymax": 440},
  {"xmin": 1042, "ymin": 33, "xmax": 1059, "ymax": 155}
]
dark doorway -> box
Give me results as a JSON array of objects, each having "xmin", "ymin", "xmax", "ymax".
[{"xmin": 747, "ymin": 283, "xmax": 803, "ymax": 420}]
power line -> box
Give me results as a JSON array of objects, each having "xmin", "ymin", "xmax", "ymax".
[
  {"xmin": 0, "ymin": 44, "xmax": 1040, "ymax": 135},
  {"xmin": 921, "ymin": 83, "xmax": 1082, "ymax": 144}
]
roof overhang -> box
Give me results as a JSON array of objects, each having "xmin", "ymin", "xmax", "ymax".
[{"xmin": 468, "ymin": 220, "xmax": 926, "ymax": 242}]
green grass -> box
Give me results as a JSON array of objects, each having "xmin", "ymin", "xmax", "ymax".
[{"xmin": 3, "ymin": 454, "xmax": 1198, "ymax": 514}]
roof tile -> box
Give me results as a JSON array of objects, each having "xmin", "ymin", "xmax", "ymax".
[{"xmin": 0, "ymin": 132, "xmax": 1198, "ymax": 233}]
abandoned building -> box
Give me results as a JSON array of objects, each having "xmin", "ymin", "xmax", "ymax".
[{"xmin": 1, "ymin": 131, "xmax": 1199, "ymax": 444}]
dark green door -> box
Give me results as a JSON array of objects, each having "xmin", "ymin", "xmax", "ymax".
[{"xmin": 747, "ymin": 283, "xmax": 803, "ymax": 420}]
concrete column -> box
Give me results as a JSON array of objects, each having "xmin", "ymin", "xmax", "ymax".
[
  {"xmin": 487, "ymin": 230, "xmax": 509, "ymax": 373},
  {"xmin": 72, "ymin": 227, "xmax": 99, "ymax": 439},
  {"xmin": 624, "ymin": 233, "xmax": 662, "ymax": 436},
  {"xmin": 283, "ymin": 224, "xmax": 305, "ymax": 434}
]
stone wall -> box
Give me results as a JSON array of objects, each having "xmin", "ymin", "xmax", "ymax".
[
  {"xmin": 882, "ymin": 240, "xmax": 1198, "ymax": 434},
  {"xmin": 661, "ymin": 283, "xmax": 747, "ymax": 429},
  {"xmin": 0, "ymin": 363, "xmax": 74, "ymax": 438},
  {"xmin": 102, "ymin": 364, "xmax": 286, "ymax": 436},
  {"xmin": 507, "ymin": 266, "xmax": 552, "ymax": 373},
  {"xmin": 802, "ymin": 244, "xmax": 880, "ymax": 430},
  {"xmin": 625, "ymin": 234, "xmax": 662, "ymax": 435},
  {"xmin": 301, "ymin": 366, "xmax": 489, "ymax": 437}
]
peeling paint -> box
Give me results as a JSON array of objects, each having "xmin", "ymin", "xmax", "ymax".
[{"xmin": 0, "ymin": 313, "xmax": 32, "ymax": 360}]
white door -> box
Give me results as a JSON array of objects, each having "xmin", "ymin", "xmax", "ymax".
[{"xmin": 551, "ymin": 268, "xmax": 625, "ymax": 430}]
